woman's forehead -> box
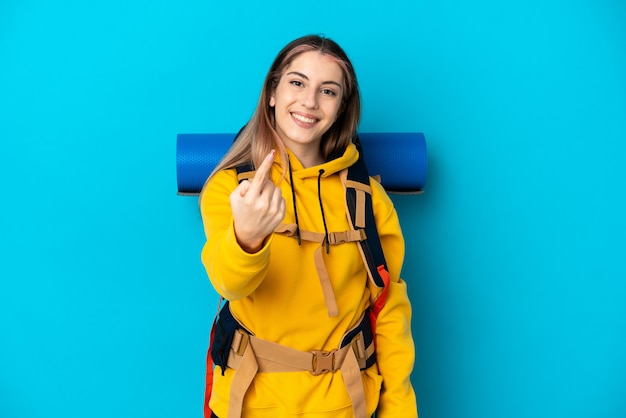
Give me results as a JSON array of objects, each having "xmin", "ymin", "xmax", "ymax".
[{"xmin": 283, "ymin": 51, "xmax": 344, "ymax": 84}]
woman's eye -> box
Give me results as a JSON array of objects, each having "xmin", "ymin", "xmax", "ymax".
[
  {"xmin": 290, "ymin": 80, "xmax": 303, "ymax": 87},
  {"xmin": 321, "ymin": 88, "xmax": 336, "ymax": 96}
]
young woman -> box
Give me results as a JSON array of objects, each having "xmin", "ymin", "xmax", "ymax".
[{"xmin": 200, "ymin": 35, "xmax": 418, "ymax": 418}]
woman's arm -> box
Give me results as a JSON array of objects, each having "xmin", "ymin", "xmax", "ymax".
[
  {"xmin": 370, "ymin": 179, "xmax": 419, "ymax": 417},
  {"xmin": 199, "ymin": 168, "xmax": 273, "ymax": 300}
]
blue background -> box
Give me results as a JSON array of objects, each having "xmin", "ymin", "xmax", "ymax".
[{"xmin": 1, "ymin": 1, "xmax": 625, "ymax": 417}]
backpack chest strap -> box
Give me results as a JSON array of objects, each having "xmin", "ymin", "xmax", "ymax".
[
  {"xmin": 275, "ymin": 223, "xmax": 366, "ymax": 244},
  {"xmin": 274, "ymin": 223, "xmax": 366, "ymax": 317}
]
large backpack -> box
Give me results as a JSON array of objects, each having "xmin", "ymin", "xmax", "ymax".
[{"xmin": 203, "ymin": 137, "xmax": 390, "ymax": 417}]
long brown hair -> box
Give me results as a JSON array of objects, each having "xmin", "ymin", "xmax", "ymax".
[{"xmin": 204, "ymin": 35, "xmax": 361, "ymax": 184}]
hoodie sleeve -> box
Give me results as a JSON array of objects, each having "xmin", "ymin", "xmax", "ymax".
[
  {"xmin": 199, "ymin": 169, "xmax": 272, "ymax": 300},
  {"xmin": 369, "ymin": 179, "xmax": 419, "ymax": 417}
]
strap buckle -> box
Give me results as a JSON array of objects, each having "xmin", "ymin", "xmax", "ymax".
[
  {"xmin": 350, "ymin": 332, "xmax": 368, "ymax": 369},
  {"xmin": 231, "ymin": 330, "xmax": 250, "ymax": 356},
  {"xmin": 327, "ymin": 229, "xmax": 367, "ymax": 245},
  {"xmin": 311, "ymin": 350, "xmax": 336, "ymax": 376}
]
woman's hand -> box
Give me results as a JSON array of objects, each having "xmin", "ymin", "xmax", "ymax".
[{"xmin": 230, "ymin": 150, "xmax": 286, "ymax": 253}]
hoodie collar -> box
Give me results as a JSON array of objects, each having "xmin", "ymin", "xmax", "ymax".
[{"xmin": 277, "ymin": 143, "xmax": 359, "ymax": 179}]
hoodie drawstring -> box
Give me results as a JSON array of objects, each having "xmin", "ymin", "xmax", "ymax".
[
  {"xmin": 287, "ymin": 158, "xmax": 301, "ymax": 245},
  {"xmin": 317, "ymin": 169, "xmax": 330, "ymax": 254}
]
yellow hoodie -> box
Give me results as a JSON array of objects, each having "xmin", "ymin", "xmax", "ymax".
[{"xmin": 200, "ymin": 143, "xmax": 418, "ymax": 418}]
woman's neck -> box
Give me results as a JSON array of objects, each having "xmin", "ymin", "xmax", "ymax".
[{"xmin": 288, "ymin": 146, "xmax": 324, "ymax": 168}]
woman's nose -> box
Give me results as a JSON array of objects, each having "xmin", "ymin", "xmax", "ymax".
[{"xmin": 300, "ymin": 89, "xmax": 318, "ymax": 109}]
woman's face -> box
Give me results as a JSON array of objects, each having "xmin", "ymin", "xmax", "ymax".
[{"xmin": 270, "ymin": 51, "xmax": 344, "ymax": 162}]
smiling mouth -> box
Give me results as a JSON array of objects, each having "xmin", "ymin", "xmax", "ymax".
[{"xmin": 291, "ymin": 113, "xmax": 318, "ymax": 124}]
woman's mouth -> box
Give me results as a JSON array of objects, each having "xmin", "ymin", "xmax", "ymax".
[{"xmin": 291, "ymin": 112, "xmax": 318, "ymax": 125}]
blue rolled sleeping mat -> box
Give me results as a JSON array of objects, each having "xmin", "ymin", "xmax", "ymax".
[{"xmin": 176, "ymin": 132, "xmax": 427, "ymax": 195}]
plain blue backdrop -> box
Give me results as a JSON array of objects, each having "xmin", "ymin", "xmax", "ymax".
[{"xmin": 1, "ymin": 1, "xmax": 625, "ymax": 417}]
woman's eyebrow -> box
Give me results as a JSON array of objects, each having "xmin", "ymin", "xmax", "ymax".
[{"xmin": 286, "ymin": 71, "xmax": 343, "ymax": 88}]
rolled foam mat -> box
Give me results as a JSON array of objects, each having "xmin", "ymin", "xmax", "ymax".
[{"xmin": 176, "ymin": 132, "xmax": 427, "ymax": 194}]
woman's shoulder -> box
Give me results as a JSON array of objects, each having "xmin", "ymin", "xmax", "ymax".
[
  {"xmin": 199, "ymin": 168, "xmax": 239, "ymax": 202},
  {"xmin": 368, "ymin": 176, "xmax": 399, "ymax": 224},
  {"xmin": 369, "ymin": 176, "xmax": 393, "ymax": 204},
  {"xmin": 210, "ymin": 167, "xmax": 239, "ymax": 186}
]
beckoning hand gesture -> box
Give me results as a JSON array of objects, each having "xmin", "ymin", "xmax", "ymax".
[{"xmin": 230, "ymin": 150, "xmax": 286, "ymax": 253}]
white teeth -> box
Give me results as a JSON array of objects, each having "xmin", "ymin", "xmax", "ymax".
[{"xmin": 292, "ymin": 113, "xmax": 316, "ymax": 124}]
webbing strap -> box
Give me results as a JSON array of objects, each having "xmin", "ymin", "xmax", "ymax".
[
  {"xmin": 227, "ymin": 331, "xmax": 371, "ymax": 372},
  {"xmin": 340, "ymin": 141, "xmax": 391, "ymax": 324},
  {"xmin": 314, "ymin": 248, "xmax": 339, "ymax": 316},
  {"xmin": 340, "ymin": 170, "xmax": 375, "ymax": 290},
  {"xmin": 236, "ymin": 169, "xmax": 255, "ymax": 183},
  {"xmin": 226, "ymin": 331, "xmax": 372, "ymax": 418},
  {"xmin": 341, "ymin": 348, "xmax": 368, "ymax": 418},
  {"xmin": 344, "ymin": 179, "xmax": 371, "ymax": 228},
  {"xmin": 227, "ymin": 341, "xmax": 258, "ymax": 418},
  {"xmin": 274, "ymin": 223, "xmax": 364, "ymax": 244},
  {"xmin": 356, "ymin": 189, "xmax": 366, "ymax": 228},
  {"xmin": 274, "ymin": 223, "xmax": 366, "ymax": 317}
]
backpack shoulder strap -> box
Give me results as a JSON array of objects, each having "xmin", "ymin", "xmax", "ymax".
[
  {"xmin": 235, "ymin": 150, "xmax": 390, "ymax": 322},
  {"xmin": 344, "ymin": 138, "xmax": 391, "ymax": 327},
  {"xmin": 235, "ymin": 162, "xmax": 255, "ymax": 182}
]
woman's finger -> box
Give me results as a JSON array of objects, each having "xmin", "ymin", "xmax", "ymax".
[{"xmin": 248, "ymin": 150, "xmax": 275, "ymax": 195}]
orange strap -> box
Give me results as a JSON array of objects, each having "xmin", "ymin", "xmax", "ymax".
[
  {"xmin": 204, "ymin": 298, "xmax": 224, "ymax": 418},
  {"xmin": 368, "ymin": 265, "xmax": 390, "ymax": 347},
  {"xmin": 204, "ymin": 319, "xmax": 217, "ymax": 417}
]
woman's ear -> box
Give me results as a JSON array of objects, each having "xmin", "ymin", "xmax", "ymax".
[{"xmin": 269, "ymin": 95, "xmax": 276, "ymax": 107}]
